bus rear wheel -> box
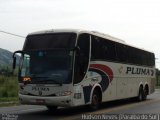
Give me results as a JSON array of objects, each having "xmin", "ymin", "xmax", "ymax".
[
  {"xmin": 137, "ymin": 87, "xmax": 144, "ymax": 101},
  {"xmin": 143, "ymin": 87, "xmax": 148, "ymax": 100}
]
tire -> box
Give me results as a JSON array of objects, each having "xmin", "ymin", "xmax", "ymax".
[
  {"xmin": 143, "ymin": 88, "xmax": 147, "ymax": 100},
  {"xmin": 89, "ymin": 90, "xmax": 101, "ymax": 111},
  {"xmin": 137, "ymin": 87, "xmax": 144, "ymax": 101}
]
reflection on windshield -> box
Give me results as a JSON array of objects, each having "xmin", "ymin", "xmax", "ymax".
[
  {"xmin": 20, "ymin": 50, "xmax": 73, "ymax": 84},
  {"xmin": 21, "ymin": 54, "xmax": 30, "ymax": 77}
]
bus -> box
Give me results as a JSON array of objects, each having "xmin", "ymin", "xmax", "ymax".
[{"xmin": 13, "ymin": 29, "xmax": 155, "ymax": 110}]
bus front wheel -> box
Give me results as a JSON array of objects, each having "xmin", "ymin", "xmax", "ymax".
[{"xmin": 90, "ymin": 90, "xmax": 101, "ymax": 110}]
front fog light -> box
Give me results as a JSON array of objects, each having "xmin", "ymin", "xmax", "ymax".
[
  {"xmin": 63, "ymin": 91, "xmax": 72, "ymax": 96},
  {"xmin": 74, "ymin": 93, "xmax": 81, "ymax": 99}
]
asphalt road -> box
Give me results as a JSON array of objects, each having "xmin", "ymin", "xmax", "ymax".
[{"xmin": 0, "ymin": 89, "xmax": 160, "ymax": 120}]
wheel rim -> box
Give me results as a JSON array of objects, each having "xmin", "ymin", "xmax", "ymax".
[
  {"xmin": 144, "ymin": 89, "xmax": 147, "ymax": 96},
  {"xmin": 139, "ymin": 92, "xmax": 142, "ymax": 100},
  {"xmin": 92, "ymin": 94, "xmax": 98, "ymax": 106},
  {"xmin": 139, "ymin": 88, "xmax": 143, "ymax": 101}
]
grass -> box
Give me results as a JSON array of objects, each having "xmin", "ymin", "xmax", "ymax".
[
  {"xmin": 0, "ymin": 102, "xmax": 20, "ymax": 107},
  {"xmin": 0, "ymin": 97, "xmax": 19, "ymax": 107},
  {"xmin": 0, "ymin": 97, "xmax": 18, "ymax": 102},
  {"xmin": 0, "ymin": 75, "xmax": 19, "ymax": 105}
]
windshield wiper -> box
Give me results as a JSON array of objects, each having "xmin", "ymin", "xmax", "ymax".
[
  {"xmin": 39, "ymin": 79, "xmax": 62, "ymax": 86},
  {"xmin": 31, "ymin": 76, "xmax": 62, "ymax": 86},
  {"xmin": 45, "ymin": 77, "xmax": 62, "ymax": 86}
]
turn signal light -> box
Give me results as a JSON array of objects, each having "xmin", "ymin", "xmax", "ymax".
[{"xmin": 23, "ymin": 77, "xmax": 31, "ymax": 82}]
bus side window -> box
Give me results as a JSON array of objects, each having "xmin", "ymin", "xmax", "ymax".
[
  {"xmin": 91, "ymin": 36, "xmax": 101, "ymax": 60},
  {"xmin": 91, "ymin": 36, "xmax": 117, "ymax": 62},
  {"xmin": 74, "ymin": 34, "xmax": 90, "ymax": 84},
  {"xmin": 116, "ymin": 43, "xmax": 128, "ymax": 63}
]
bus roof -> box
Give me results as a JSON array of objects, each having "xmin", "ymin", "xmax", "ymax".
[
  {"xmin": 28, "ymin": 29, "xmax": 125, "ymax": 43},
  {"xmin": 28, "ymin": 29, "xmax": 153, "ymax": 53}
]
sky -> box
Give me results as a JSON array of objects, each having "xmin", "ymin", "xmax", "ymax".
[{"xmin": 0, "ymin": 0, "xmax": 160, "ymax": 68}]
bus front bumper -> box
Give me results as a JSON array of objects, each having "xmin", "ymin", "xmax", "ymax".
[{"xmin": 19, "ymin": 94, "xmax": 72, "ymax": 107}]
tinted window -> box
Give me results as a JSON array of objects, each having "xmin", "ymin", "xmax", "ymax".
[
  {"xmin": 91, "ymin": 35, "xmax": 155, "ymax": 67},
  {"xmin": 126, "ymin": 46, "xmax": 155, "ymax": 66},
  {"xmin": 102, "ymin": 38, "xmax": 117, "ymax": 61},
  {"xmin": 91, "ymin": 36, "xmax": 116, "ymax": 61},
  {"xmin": 91, "ymin": 36, "xmax": 102, "ymax": 60},
  {"xmin": 150, "ymin": 53, "xmax": 155, "ymax": 66},
  {"xmin": 20, "ymin": 50, "xmax": 73, "ymax": 84},
  {"xmin": 24, "ymin": 33, "xmax": 77, "ymax": 50},
  {"xmin": 128, "ymin": 47, "xmax": 135, "ymax": 64},
  {"xmin": 116, "ymin": 43, "xmax": 128, "ymax": 63}
]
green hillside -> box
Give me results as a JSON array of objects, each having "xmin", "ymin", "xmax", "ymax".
[
  {"xmin": 0, "ymin": 48, "xmax": 16, "ymax": 75},
  {"xmin": 0, "ymin": 48, "xmax": 13, "ymax": 67}
]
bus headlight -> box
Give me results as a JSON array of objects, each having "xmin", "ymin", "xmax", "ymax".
[
  {"xmin": 74, "ymin": 93, "xmax": 82, "ymax": 99},
  {"xmin": 55, "ymin": 91, "xmax": 72, "ymax": 96}
]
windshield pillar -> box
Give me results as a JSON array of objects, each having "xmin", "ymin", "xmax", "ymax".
[{"xmin": 73, "ymin": 33, "xmax": 90, "ymax": 84}]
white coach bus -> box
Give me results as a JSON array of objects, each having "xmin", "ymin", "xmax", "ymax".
[{"xmin": 13, "ymin": 29, "xmax": 155, "ymax": 110}]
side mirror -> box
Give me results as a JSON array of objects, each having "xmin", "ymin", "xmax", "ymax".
[{"xmin": 12, "ymin": 50, "xmax": 24, "ymax": 73}]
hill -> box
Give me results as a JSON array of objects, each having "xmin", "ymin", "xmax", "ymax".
[{"xmin": 0, "ymin": 48, "xmax": 13, "ymax": 67}]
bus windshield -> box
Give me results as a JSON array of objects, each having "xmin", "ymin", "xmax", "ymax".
[
  {"xmin": 19, "ymin": 33, "xmax": 77, "ymax": 84},
  {"xmin": 20, "ymin": 50, "xmax": 73, "ymax": 84}
]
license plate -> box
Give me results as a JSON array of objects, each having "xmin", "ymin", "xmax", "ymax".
[{"xmin": 36, "ymin": 99, "xmax": 45, "ymax": 104}]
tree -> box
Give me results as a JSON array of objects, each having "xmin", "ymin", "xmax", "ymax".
[{"xmin": 156, "ymin": 68, "xmax": 160, "ymax": 86}]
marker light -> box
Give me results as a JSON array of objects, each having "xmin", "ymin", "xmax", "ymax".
[
  {"xmin": 23, "ymin": 77, "xmax": 31, "ymax": 82},
  {"xmin": 55, "ymin": 91, "xmax": 72, "ymax": 96}
]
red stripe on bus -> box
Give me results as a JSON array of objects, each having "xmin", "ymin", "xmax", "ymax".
[{"xmin": 90, "ymin": 64, "xmax": 113, "ymax": 82}]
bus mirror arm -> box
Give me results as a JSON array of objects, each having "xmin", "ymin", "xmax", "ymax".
[
  {"xmin": 12, "ymin": 50, "xmax": 24, "ymax": 71},
  {"xmin": 13, "ymin": 57, "xmax": 16, "ymax": 70},
  {"xmin": 12, "ymin": 50, "xmax": 24, "ymax": 58}
]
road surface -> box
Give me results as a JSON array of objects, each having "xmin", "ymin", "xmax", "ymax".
[{"xmin": 0, "ymin": 89, "xmax": 160, "ymax": 120}]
